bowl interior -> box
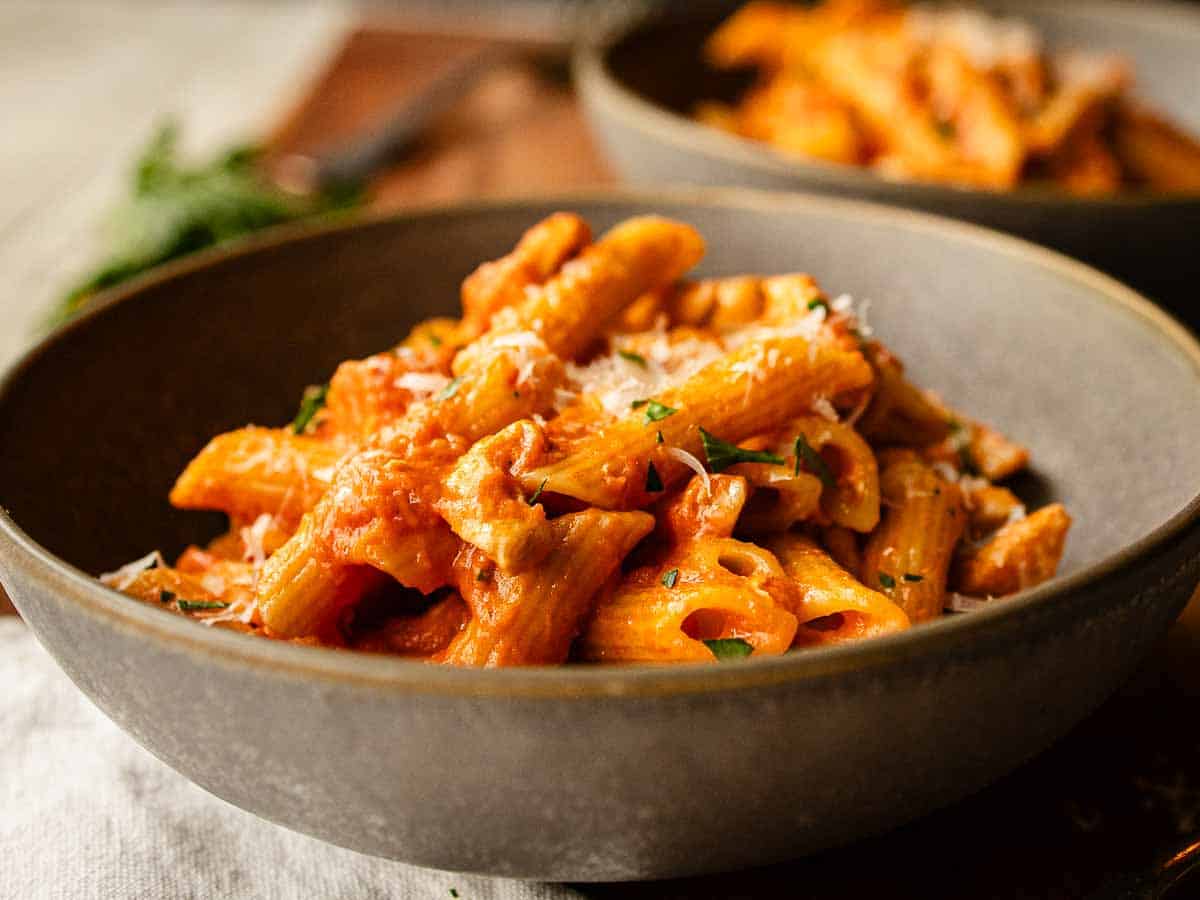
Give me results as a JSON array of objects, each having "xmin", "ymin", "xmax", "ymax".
[
  {"xmin": 604, "ymin": 1, "xmax": 1200, "ymax": 167},
  {"xmin": 0, "ymin": 196, "xmax": 1198, "ymax": 595}
]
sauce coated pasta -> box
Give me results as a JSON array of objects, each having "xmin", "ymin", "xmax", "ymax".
[
  {"xmin": 698, "ymin": 0, "xmax": 1200, "ymax": 193},
  {"xmin": 101, "ymin": 212, "xmax": 1071, "ymax": 665}
]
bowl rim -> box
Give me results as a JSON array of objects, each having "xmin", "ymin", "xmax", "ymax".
[
  {"xmin": 3, "ymin": 186, "xmax": 1199, "ymax": 698},
  {"xmin": 573, "ymin": 0, "xmax": 1200, "ymax": 210}
]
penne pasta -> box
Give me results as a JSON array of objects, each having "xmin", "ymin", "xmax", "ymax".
[{"xmin": 104, "ymin": 210, "xmax": 1070, "ymax": 665}]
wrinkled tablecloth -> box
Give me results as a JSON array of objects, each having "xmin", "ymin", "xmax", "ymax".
[{"xmin": 0, "ymin": 618, "xmax": 574, "ymax": 900}]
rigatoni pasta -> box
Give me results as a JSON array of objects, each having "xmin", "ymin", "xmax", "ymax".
[{"xmin": 100, "ymin": 211, "xmax": 1071, "ymax": 666}]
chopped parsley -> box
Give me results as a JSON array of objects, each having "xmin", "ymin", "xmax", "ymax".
[
  {"xmin": 450, "ymin": 891, "xmax": 459, "ymax": 899},
  {"xmin": 903, "ymin": 573, "xmax": 924, "ymax": 583},
  {"xmin": 878, "ymin": 572, "xmax": 897, "ymax": 590},
  {"xmin": 934, "ymin": 118, "xmax": 957, "ymax": 140},
  {"xmin": 158, "ymin": 590, "xmax": 175, "ymax": 604},
  {"xmin": 177, "ymin": 599, "xmax": 230, "ymax": 612},
  {"xmin": 290, "ymin": 383, "xmax": 328, "ymax": 434},
  {"xmin": 617, "ymin": 349, "xmax": 647, "ymax": 367},
  {"xmin": 807, "ymin": 297, "xmax": 828, "ymax": 312},
  {"xmin": 704, "ymin": 638, "xmax": 753, "ymax": 661},
  {"xmin": 642, "ymin": 400, "xmax": 677, "ymax": 424},
  {"xmin": 429, "ymin": 334, "xmax": 443, "ymax": 347},
  {"xmin": 700, "ymin": 428, "xmax": 784, "ymax": 473},
  {"xmin": 656, "ymin": 430, "xmax": 664, "ymax": 445},
  {"xmin": 631, "ymin": 399, "xmax": 649, "ymax": 410},
  {"xmin": 476, "ymin": 568, "xmax": 492, "ymax": 583},
  {"xmin": 662, "ymin": 568, "xmax": 679, "ymax": 588},
  {"xmin": 435, "ymin": 376, "xmax": 463, "ymax": 402},
  {"xmin": 645, "ymin": 461, "xmax": 664, "ymax": 493},
  {"xmin": 794, "ymin": 434, "xmax": 836, "ymax": 489},
  {"xmin": 527, "ymin": 478, "xmax": 548, "ymax": 506}
]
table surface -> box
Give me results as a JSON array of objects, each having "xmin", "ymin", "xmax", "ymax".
[{"xmin": 4, "ymin": 4, "xmax": 1200, "ymax": 897}]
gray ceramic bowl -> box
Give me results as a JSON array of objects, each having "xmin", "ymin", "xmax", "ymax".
[
  {"xmin": 1, "ymin": 191, "xmax": 1199, "ymax": 881},
  {"xmin": 575, "ymin": 0, "xmax": 1200, "ymax": 304}
]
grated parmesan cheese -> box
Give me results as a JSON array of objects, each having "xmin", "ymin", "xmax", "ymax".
[
  {"xmin": 99, "ymin": 550, "xmax": 166, "ymax": 591},
  {"xmin": 394, "ymin": 372, "xmax": 451, "ymax": 396},
  {"xmin": 241, "ymin": 513, "xmax": 273, "ymax": 567},
  {"xmin": 665, "ymin": 446, "xmax": 711, "ymax": 494},
  {"xmin": 908, "ymin": 5, "xmax": 1041, "ymax": 69},
  {"xmin": 946, "ymin": 593, "xmax": 994, "ymax": 613},
  {"xmin": 812, "ymin": 397, "xmax": 839, "ymax": 422}
]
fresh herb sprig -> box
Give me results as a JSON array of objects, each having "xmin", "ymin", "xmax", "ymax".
[
  {"xmin": 704, "ymin": 638, "xmax": 753, "ymax": 661},
  {"xmin": 700, "ymin": 429, "xmax": 785, "ymax": 473},
  {"xmin": 49, "ymin": 122, "xmax": 362, "ymax": 327}
]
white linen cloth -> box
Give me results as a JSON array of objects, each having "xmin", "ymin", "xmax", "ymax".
[{"xmin": 0, "ymin": 618, "xmax": 577, "ymax": 900}]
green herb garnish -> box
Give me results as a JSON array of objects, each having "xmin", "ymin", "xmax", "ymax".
[
  {"xmin": 476, "ymin": 568, "xmax": 492, "ymax": 583},
  {"xmin": 704, "ymin": 638, "xmax": 753, "ymax": 661},
  {"xmin": 631, "ymin": 399, "xmax": 649, "ymax": 410},
  {"xmin": 435, "ymin": 376, "xmax": 463, "ymax": 402},
  {"xmin": 159, "ymin": 590, "xmax": 175, "ymax": 604},
  {"xmin": 807, "ymin": 297, "xmax": 828, "ymax": 311},
  {"xmin": 291, "ymin": 383, "xmax": 328, "ymax": 434},
  {"xmin": 177, "ymin": 599, "xmax": 230, "ymax": 612},
  {"xmin": 429, "ymin": 334, "xmax": 443, "ymax": 347},
  {"xmin": 527, "ymin": 478, "xmax": 548, "ymax": 506},
  {"xmin": 49, "ymin": 122, "xmax": 361, "ymax": 327},
  {"xmin": 934, "ymin": 118, "xmax": 958, "ymax": 140},
  {"xmin": 878, "ymin": 572, "xmax": 896, "ymax": 590},
  {"xmin": 656, "ymin": 430, "xmax": 664, "ymax": 445},
  {"xmin": 794, "ymin": 434, "xmax": 836, "ymax": 489},
  {"xmin": 450, "ymin": 890, "xmax": 459, "ymax": 899},
  {"xmin": 642, "ymin": 401, "xmax": 677, "ymax": 424},
  {"xmin": 662, "ymin": 568, "xmax": 679, "ymax": 588},
  {"xmin": 903, "ymin": 573, "xmax": 924, "ymax": 583},
  {"xmin": 700, "ymin": 428, "xmax": 785, "ymax": 473},
  {"xmin": 645, "ymin": 461, "xmax": 664, "ymax": 493},
  {"xmin": 618, "ymin": 349, "xmax": 647, "ymax": 367}
]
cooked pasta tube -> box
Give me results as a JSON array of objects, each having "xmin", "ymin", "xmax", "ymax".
[
  {"xmin": 481, "ymin": 216, "xmax": 706, "ymax": 362},
  {"xmin": 856, "ymin": 343, "xmax": 951, "ymax": 446},
  {"xmin": 441, "ymin": 509, "xmax": 655, "ymax": 666},
  {"xmin": 730, "ymin": 462, "xmax": 823, "ymax": 533},
  {"xmin": 437, "ymin": 420, "xmax": 554, "ymax": 573},
  {"xmin": 953, "ymin": 503, "xmax": 1071, "ymax": 597},
  {"xmin": 1112, "ymin": 103, "xmax": 1200, "ymax": 192},
  {"xmin": 170, "ymin": 427, "xmax": 343, "ymax": 528},
  {"xmin": 460, "ymin": 212, "xmax": 593, "ymax": 336},
  {"xmin": 821, "ymin": 524, "xmax": 862, "ymax": 576},
  {"xmin": 579, "ymin": 537, "xmax": 799, "ymax": 662},
  {"xmin": 521, "ymin": 336, "xmax": 874, "ymax": 509},
  {"xmin": 656, "ymin": 474, "xmax": 749, "ymax": 543},
  {"xmin": 766, "ymin": 533, "xmax": 908, "ymax": 646},
  {"xmin": 661, "ymin": 276, "xmax": 765, "ymax": 329},
  {"xmin": 779, "ymin": 415, "xmax": 880, "ymax": 532},
  {"xmin": 353, "ymin": 594, "xmax": 469, "ymax": 657},
  {"xmin": 964, "ymin": 482, "xmax": 1025, "ymax": 539},
  {"xmin": 926, "ymin": 416, "xmax": 1029, "ymax": 481},
  {"xmin": 324, "ymin": 352, "xmax": 454, "ymax": 439},
  {"xmin": 861, "ymin": 456, "xmax": 966, "ymax": 622}
]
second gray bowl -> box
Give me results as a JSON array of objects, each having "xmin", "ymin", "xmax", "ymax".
[{"xmin": 575, "ymin": 0, "xmax": 1200, "ymax": 306}]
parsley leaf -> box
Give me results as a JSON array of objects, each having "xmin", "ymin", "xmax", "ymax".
[
  {"xmin": 700, "ymin": 428, "xmax": 785, "ymax": 473},
  {"xmin": 291, "ymin": 383, "xmax": 328, "ymax": 434},
  {"xmin": 527, "ymin": 478, "xmax": 548, "ymax": 506},
  {"xmin": 645, "ymin": 461, "xmax": 664, "ymax": 493},
  {"xmin": 903, "ymin": 573, "xmax": 924, "ymax": 583},
  {"xmin": 878, "ymin": 572, "xmax": 896, "ymax": 590},
  {"xmin": 429, "ymin": 334, "xmax": 443, "ymax": 347},
  {"xmin": 631, "ymin": 399, "xmax": 649, "ymax": 410},
  {"xmin": 435, "ymin": 376, "xmax": 463, "ymax": 402},
  {"xmin": 807, "ymin": 297, "xmax": 828, "ymax": 311},
  {"xmin": 794, "ymin": 434, "xmax": 836, "ymax": 489},
  {"xmin": 617, "ymin": 349, "xmax": 647, "ymax": 367},
  {"xmin": 662, "ymin": 568, "xmax": 679, "ymax": 588},
  {"xmin": 704, "ymin": 638, "xmax": 753, "ymax": 661},
  {"xmin": 177, "ymin": 599, "xmax": 230, "ymax": 612},
  {"xmin": 643, "ymin": 401, "xmax": 677, "ymax": 424},
  {"xmin": 158, "ymin": 590, "xmax": 175, "ymax": 604},
  {"xmin": 656, "ymin": 430, "xmax": 664, "ymax": 445}
]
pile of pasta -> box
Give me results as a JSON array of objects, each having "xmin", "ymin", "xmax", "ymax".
[
  {"xmin": 698, "ymin": 0, "xmax": 1200, "ymax": 193},
  {"xmin": 103, "ymin": 213, "xmax": 1071, "ymax": 666}
]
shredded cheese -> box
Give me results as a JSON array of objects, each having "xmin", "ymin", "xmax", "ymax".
[
  {"xmin": 99, "ymin": 550, "xmax": 165, "ymax": 591},
  {"xmin": 241, "ymin": 513, "xmax": 273, "ymax": 568},
  {"xmin": 665, "ymin": 446, "xmax": 711, "ymax": 495},
  {"xmin": 394, "ymin": 372, "xmax": 451, "ymax": 396}
]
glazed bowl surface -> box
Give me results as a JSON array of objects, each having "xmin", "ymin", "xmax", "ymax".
[
  {"xmin": 575, "ymin": 0, "xmax": 1200, "ymax": 305},
  {"xmin": 1, "ymin": 190, "xmax": 1199, "ymax": 880}
]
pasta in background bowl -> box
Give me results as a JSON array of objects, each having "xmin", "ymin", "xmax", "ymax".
[
  {"xmin": 100, "ymin": 211, "xmax": 1071, "ymax": 665},
  {"xmin": 0, "ymin": 192, "xmax": 1197, "ymax": 878},
  {"xmin": 575, "ymin": 0, "xmax": 1200, "ymax": 302}
]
